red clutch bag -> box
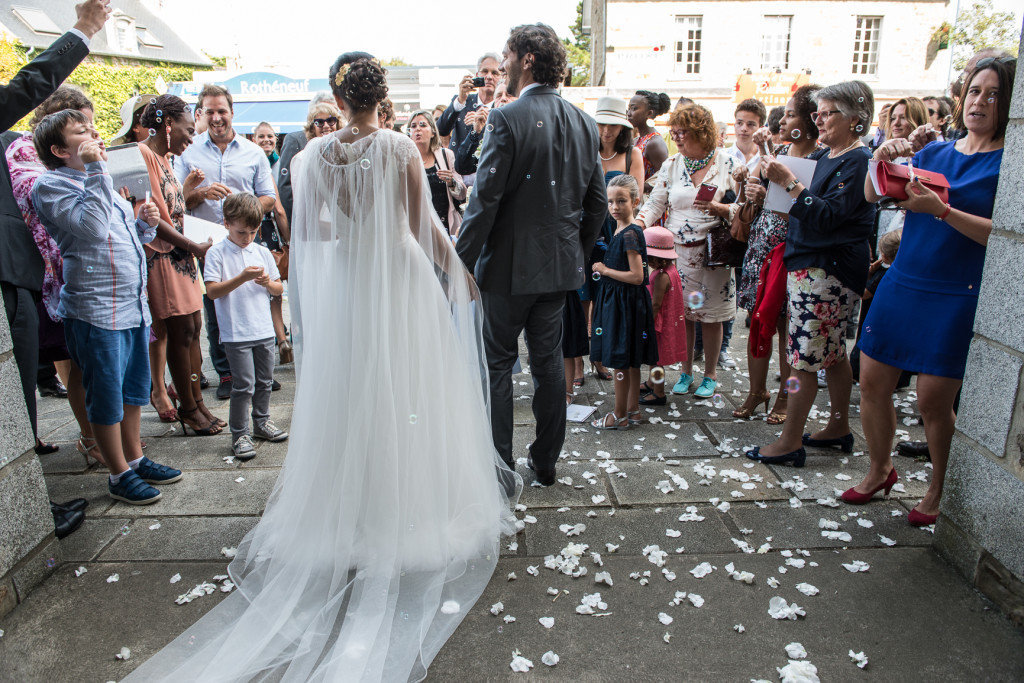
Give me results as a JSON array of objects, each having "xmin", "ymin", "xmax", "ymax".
[{"xmin": 872, "ymin": 160, "xmax": 950, "ymax": 203}]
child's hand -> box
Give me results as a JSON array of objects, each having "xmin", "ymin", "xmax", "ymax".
[
  {"xmin": 242, "ymin": 266, "xmax": 264, "ymax": 282},
  {"xmin": 79, "ymin": 139, "xmax": 106, "ymax": 164},
  {"xmin": 254, "ymin": 273, "xmax": 271, "ymax": 287},
  {"xmin": 140, "ymin": 200, "xmax": 160, "ymax": 227},
  {"xmin": 591, "ymin": 262, "xmax": 606, "ymax": 276}
]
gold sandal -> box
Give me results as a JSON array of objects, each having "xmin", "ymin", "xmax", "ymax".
[
  {"xmin": 733, "ymin": 390, "xmax": 771, "ymax": 418},
  {"xmin": 766, "ymin": 392, "xmax": 788, "ymax": 425}
]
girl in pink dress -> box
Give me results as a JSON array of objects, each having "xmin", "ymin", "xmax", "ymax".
[{"xmin": 640, "ymin": 226, "xmax": 687, "ymax": 405}]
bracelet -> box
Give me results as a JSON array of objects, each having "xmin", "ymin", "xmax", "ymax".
[{"xmin": 936, "ymin": 204, "xmax": 952, "ymax": 221}]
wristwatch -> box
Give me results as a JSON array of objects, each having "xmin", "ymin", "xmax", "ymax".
[{"xmin": 785, "ymin": 179, "xmax": 800, "ymax": 192}]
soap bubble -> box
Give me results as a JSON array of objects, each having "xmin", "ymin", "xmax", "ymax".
[
  {"xmin": 578, "ymin": 266, "xmax": 583, "ymax": 272},
  {"xmin": 489, "ymin": 168, "xmax": 496, "ymax": 174},
  {"xmin": 856, "ymin": 125, "xmax": 864, "ymax": 132},
  {"xmin": 595, "ymin": 327, "xmax": 603, "ymax": 336},
  {"xmin": 987, "ymin": 97, "xmax": 996, "ymax": 104},
  {"xmin": 792, "ymin": 129, "xmax": 801, "ymax": 139},
  {"xmin": 156, "ymin": 109, "xmax": 163, "ymax": 117},
  {"xmin": 120, "ymin": 525, "xmax": 130, "ymax": 536},
  {"xmin": 86, "ymin": 266, "xmax": 94, "ymax": 273},
  {"xmin": 351, "ymin": 126, "xmax": 359, "ymax": 135},
  {"xmin": 642, "ymin": 332, "xmax": 647, "ymax": 339},
  {"xmin": 150, "ymin": 98, "xmax": 157, "ymax": 104},
  {"xmin": 785, "ymin": 377, "xmax": 801, "ymax": 393},
  {"xmin": 537, "ymin": 121, "xmax": 544, "ymax": 128},
  {"xmin": 526, "ymin": 174, "xmax": 531, "ymax": 180},
  {"xmin": 409, "ymin": 414, "xmax": 418, "ymax": 425},
  {"xmin": 359, "ymin": 158, "xmax": 371, "ymax": 170},
  {"xmin": 686, "ymin": 291, "xmax": 705, "ymax": 309},
  {"xmin": 148, "ymin": 129, "xmax": 156, "ymax": 137},
  {"xmin": 498, "ymin": 626, "xmax": 504, "ymax": 633},
  {"xmin": 281, "ymin": 168, "xmax": 288, "ymax": 176},
  {"xmin": 651, "ymin": 367, "xmax": 665, "ymax": 384},
  {"xmin": 615, "ymin": 372, "xmax": 624, "ymax": 381},
  {"xmin": 858, "ymin": 97, "xmax": 864, "ymax": 103},
  {"xmin": 45, "ymin": 557, "xmax": 56, "ymax": 568},
  {"xmin": 190, "ymin": 373, "xmax": 199, "ymax": 382},
  {"xmin": 804, "ymin": 197, "xmax": 813, "ymax": 205},
  {"xmin": 592, "ymin": 272, "xmax": 601, "ymax": 281},
  {"xmin": 838, "ymin": 182, "xmax": 845, "ymax": 189},
  {"xmin": 551, "ymin": 180, "xmax": 556, "ymax": 186},
  {"xmin": 712, "ymin": 394, "xmax": 725, "ymax": 409},
  {"xmin": 486, "ymin": 124, "xmax": 494, "ymax": 132},
  {"xmin": 836, "ymin": 171, "xmax": 842, "ymax": 176}
]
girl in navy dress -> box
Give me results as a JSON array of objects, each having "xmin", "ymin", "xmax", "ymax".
[
  {"xmin": 849, "ymin": 57, "xmax": 1015, "ymax": 526},
  {"xmin": 590, "ymin": 174, "xmax": 659, "ymax": 429}
]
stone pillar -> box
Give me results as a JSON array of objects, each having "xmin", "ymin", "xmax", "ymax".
[
  {"xmin": 933, "ymin": 32, "xmax": 1024, "ymax": 627},
  {"xmin": 589, "ymin": 0, "xmax": 607, "ymax": 87},
  {"xmin": 0, "ymin": 302, "xmax": 60, "ymax": 619}
]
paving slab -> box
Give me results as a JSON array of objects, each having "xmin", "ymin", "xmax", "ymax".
[
  {"xmin": 58, "ymin": 517, "xmax": 132, "ymax": 563},
  {"xmin": 607, "ymin": 458, "xmax": 788, "ymax": 505},
  {"xmin": 101, "ymin": 468, "xmax": 279, "ymax": 517},
  {"xmin": 98, "ymin": 516, "xmax": 259, "ymax": 561},
  {"xmin": 770, "ymin": 454, "xmax": 931, "ymax": 501}
]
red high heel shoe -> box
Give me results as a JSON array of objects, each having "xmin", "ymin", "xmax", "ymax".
[
  {"xmin": 907, "ymin": 508, "xmax": 938, "ymax": 526},
  {"xmin": 841, "ymin": 469, "xmax": 898, "ymax": 505}
]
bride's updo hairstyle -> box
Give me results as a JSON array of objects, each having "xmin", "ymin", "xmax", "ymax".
[{"xmin": 329, "ymin": 52, "xmax": 389, "ymax": 113}]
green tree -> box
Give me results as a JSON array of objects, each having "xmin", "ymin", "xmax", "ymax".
[
  {"xmin": 949, "ymin": 0, "xmax": 1020, "ymax": 70},
  {"xmin": 204, "ymin": 52, "xmax": 228, "ymax": 69},
  {"xmin": 563, "ymin": 0, "xmax": 591, "ymax": 86},
  {"xmin": 383, "ymin": 57, "xmax": 411, "ymax": 67}
]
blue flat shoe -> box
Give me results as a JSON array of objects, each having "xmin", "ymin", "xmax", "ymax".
[
  {"xmin": 693, "ymin": 377, "xmax": 718, "ymax": 398},
  {"xmin": 744, "ymin": 446, "xmax": 806, "ymax": 467},
  {"xmin": 672, "ymin": 373, "xmax": 693, "ymax": 394},
  {"xmin": 802, "ymin": 433, "xmax": 854, "ymax": 453}
]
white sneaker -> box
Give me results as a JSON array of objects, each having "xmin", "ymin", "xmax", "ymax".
[
  {"xmin": 232, "ymin": 434, "xmax": 256, "ymax": 460},
  {"xmin": 253, "ymin": 419, "xmax": 288, "ymax": 442},
  {"xmin": 817, "ymin": 369, "xmax": 827, "ymax": 388},
  {"xmin": 717, "ymin": 350, "xmax": 737, "ymax": 370}
]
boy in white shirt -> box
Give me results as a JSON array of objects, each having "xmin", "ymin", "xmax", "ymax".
[{"xmin": 204, "ymin": 193, "xmax": 288, "ymax": 459}]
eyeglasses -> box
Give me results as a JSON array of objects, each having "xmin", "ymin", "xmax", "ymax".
[
  {"xmin": 810, "ymin": 109, "xmax": 843, "ymax": 124},
  {"xmin": 668, "ymin": 129, "xmax": 688, "ymax": 140},
  {"xmin": 313, "ymin": 116, "xmax": 339, "ymax": 128},
  {"xmin": 976, "ymin": 57, "xmax": 1016, "ymax": 69}
]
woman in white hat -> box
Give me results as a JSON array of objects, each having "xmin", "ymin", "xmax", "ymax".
[
  {"xmin": 110, "ymin": 93, "xmax": 159, "ymax": 146},
  {"xmin": 583, "ymin": 96, "xmax": 644, "ymax": 383}
]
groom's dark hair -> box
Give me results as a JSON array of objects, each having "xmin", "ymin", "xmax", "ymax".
[{"xmin": 507, "ymin": 24, "xmax": 567, "ymax": 89}]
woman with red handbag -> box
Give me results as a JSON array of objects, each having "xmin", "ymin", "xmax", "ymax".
[{"xmin": 847, "ymin": 57, "xmax": 1015, "ymax": 526}]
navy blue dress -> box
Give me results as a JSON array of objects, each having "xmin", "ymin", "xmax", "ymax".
[
  {"xmin": 859, "ymin": 141, "xmax": 1002, "ymax": 378},
  {"xmin": 589, "ymin": 224, "xmax": 658, "ymax": 369}
]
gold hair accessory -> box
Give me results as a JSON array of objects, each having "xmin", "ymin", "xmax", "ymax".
[{"xmin": 334, "ymin": 64, "xmax": 351, "ymax": 87}]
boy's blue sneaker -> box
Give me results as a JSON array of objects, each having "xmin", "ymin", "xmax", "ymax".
[
  {"xmin": 672, "ymin": 373, "xmax": 694, "ymax": 394},
  {"xmin": 109, "ymin": 470, "xmax": 161, "ymax": 505},
  {"xmin": 694, "ymin": 377, "xmax": 718, "ymax": 398},
  {"xmin": 134, "ymin": 457, "xmax": 183, "ymax": 484}
]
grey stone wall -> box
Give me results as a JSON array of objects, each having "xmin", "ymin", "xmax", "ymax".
[
  {"xmin": 0, "ymin": 301, "xmax": 59, "ymax": 619},
  {"xmin": 934, "ymin": 29, "xmax": 1024, "ymax": 626}
]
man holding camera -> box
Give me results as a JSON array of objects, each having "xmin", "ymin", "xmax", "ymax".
[{"xmin": 437, "ymin": 53, "xmax": 501, "ymax": 186}]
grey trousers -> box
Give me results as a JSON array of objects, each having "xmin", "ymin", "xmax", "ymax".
[
  {"xmin": 223, "ymin": 337, "xmax": 276, "ymax": 439},
  {"xmin": 480, "ymin": 290, "xmax": 565, "ymax": 471}
]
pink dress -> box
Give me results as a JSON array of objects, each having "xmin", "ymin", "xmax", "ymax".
[{"xmin": 648, "ymin": 266, "xmax": 687, "ymax": 365}]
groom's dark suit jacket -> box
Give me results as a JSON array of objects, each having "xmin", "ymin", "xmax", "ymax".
[
  {"xmin": 0, "ymin": 31, "xmax": 89, "ymax": 290},
  {"xmin": 456, "ymin": 86, "xmax": 606, "ymax": 295}
]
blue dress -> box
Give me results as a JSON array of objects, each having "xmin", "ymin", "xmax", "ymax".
[
  {"xmin": 583, "ymin": 170, "xmax": 623, "ymax": 301},
  {"xmin": 858, "ymin": 141, "xmax": 1002, "ymax": 378},
  {"xmin": 589, "ymin": 224, "xmax": 658, "ymax": 369}
]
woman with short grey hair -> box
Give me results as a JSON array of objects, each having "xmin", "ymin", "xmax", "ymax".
[{"xmin": 745, "ymin": 80, "xmax": 876, "ymax": 468}]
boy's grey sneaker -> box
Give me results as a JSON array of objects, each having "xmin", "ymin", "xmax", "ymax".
[
  {"xmin": 109, "ymin": 469, "xmax": 161, "ymax": 505},
  {"xmin": 717, "ymin": 350, "xmax": 737, "ymax": 369},
  {"xmin": 253, "ymin": 420, "xmax": 288, "ymax": 442},
  {"xmin": 232, "ymin": 434, "xmax": 256, "ymax": 460}
]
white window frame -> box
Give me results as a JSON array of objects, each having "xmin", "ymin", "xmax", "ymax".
[
  {"xmin": 852, "ymin": 16, "xmax": 882, "ymax": 77},
  {"xmin": 673, "ymin": 15, "xmax": 703, "ymax": 79},
  {"xmin": 760, "ymin": 15, "xmax": 792, "ymax": 71}
]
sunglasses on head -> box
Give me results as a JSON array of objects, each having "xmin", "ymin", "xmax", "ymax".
[
  {"xmin": 976, "ymin": 56, "xmax": 1016, "ymax": 69},
  {"xmin": 313, "ymin": 116, "xmax": 339, "ymax": 128}
]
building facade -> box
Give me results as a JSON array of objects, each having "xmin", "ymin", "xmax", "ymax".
[{"xmin": 587, "ymin": 0, "xmax": 956, "ymax": 121}]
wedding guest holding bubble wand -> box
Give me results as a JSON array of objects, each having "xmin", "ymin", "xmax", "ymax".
[
  {"xmin": 732, "ymin": 84, "xmax": 822, "ymax": 423},
  {"xmin": 137, "ymin": 95, "xmax": 223, "ymax": 435},
  {"xmin": 846, "ymin": 57, "xmax": 1014, "ymax": 525},
  {"xmin": 745, "ymin": 81, "xmax": 876, "ymax": 467}
]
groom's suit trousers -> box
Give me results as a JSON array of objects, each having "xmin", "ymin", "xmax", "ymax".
[{"xmin": 480, "ymin": 290, "xmax": 565, "ymax": 471}]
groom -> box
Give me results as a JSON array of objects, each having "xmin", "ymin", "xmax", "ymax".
[{"xmin": 456, "ymin": 23, "xmax": 606, "ymax": 485}]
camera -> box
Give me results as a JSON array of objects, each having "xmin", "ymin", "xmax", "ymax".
[{"xmin": 471, "ymin": 77, "xmax": 486, "ymax": 88}]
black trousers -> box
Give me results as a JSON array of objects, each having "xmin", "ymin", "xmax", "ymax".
[
  {"xmin": 2, "ymin": 282, "xmax": 39, "ymax": 438},
  {"xmin": 480, "ymin": 290, "xmax": 565, "ymax": 471}
]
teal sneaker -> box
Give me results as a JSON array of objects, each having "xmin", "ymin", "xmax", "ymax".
[
  {"xmin": 694, "ymin": 377, "xmax": 718, "ymax": 398},
  {"xmin": 672, "ymin": 373, "xmax": 693, "ymax": 394}
]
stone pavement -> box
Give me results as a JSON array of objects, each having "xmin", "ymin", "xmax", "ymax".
[{"xmin": 1, "ymin": 317, "xmax": 1023, "ymax": 682}]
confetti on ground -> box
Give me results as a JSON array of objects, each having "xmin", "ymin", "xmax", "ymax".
[
  {"xmin": 539, "ymin": 617, "xmax": 555, "ymax": 629},
  {"xmin": 541, "ymin": 651, "xmax": 559, "ymax": 666},
  {"xmin": 785, "ymin": 642, "xmax": 808, "ymax": 659},
  {"xmin": 777, "ymin": 660, "xmax": 820, "ymax": 683},
  {"xmin": 842, "ymin": 561, "xmax": 870, "ymax": 573},
  {"xmin": 509, "ymin": 652, "xmax": 533, "ymax": 672},
  {"xmin": 768, "ymin": 597, "xmax": 806, "ymax": 620},
  {"xmin": 849, "ymin": 650, "xmax": 869, "ymax": 669},
  {"xmin": 106, "ymin": 574, "xmax": 119, "ymax": 583},
  {"xmin": 115, "ymin": 647, "xmax": 131, "ymax": 661},
  {"xmin": 74, "ymin": 566, "xmax": 87, "ymax": 578}
]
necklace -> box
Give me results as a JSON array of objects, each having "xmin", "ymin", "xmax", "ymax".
[
  {"xmin": 600, "ymin": 149, "xmax": 618, "ymax": 161},
  {"xmin": 683, "ymin": 148, "xmax": 715, "ymax": 176},
  {"xmin": 828, "ymin": 139, "xmax": 863, "ymax": 159}
]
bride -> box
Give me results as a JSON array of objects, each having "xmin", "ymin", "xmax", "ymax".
[{"xmin": 125, "ymin": 53, "xmax": 520, "ymax": 682}]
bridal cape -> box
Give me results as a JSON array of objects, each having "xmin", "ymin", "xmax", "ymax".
[{"xmin": 124, "ymin": 130, "xmax": 520, "ymax": 682}]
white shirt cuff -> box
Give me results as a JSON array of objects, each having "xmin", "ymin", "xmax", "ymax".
[
  {"xmin": 452, "ymin": 98, "xmax": 466, "ymax": 112},
  {"xmin": 68, "ymin": 27, "xmax": 90, "ymax": 47}
]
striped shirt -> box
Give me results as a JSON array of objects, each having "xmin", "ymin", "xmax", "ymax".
[
  {"xmin": 32, "ymin": 161, "xmax": 156, "ymax": 330},
  {"xmin": 175, "ymin": 131, "xmax": 276, "ymax": 225}
]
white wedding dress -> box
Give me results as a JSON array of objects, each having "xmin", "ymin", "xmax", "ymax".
[{"xmin": 124, "ymin": 130, "xmax": 520, "ymax": 682}]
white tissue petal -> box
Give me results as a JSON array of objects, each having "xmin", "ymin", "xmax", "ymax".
[
  {"xmin": 539, "ymin": 616, "xmax": 555, "ymax": 629},
  {"xmin": 440, "ymin": 600, "xmax": 460, "ymax": 614},
  {"xmin": 785, "ymin": 642, "xmax": 808, "ymax": 659},
  {"xmin": 541, "ymin": 651, "xmax": 560, "ymax": 666}
]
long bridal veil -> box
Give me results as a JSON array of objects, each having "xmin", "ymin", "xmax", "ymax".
[{"xmin": 124, "ymin": 130, "xmax": 520, "ymax": 682}]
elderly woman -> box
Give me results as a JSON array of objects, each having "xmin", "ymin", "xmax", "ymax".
[
  {"xmin": 745, "ymin": 81, "xmax": 877, "ymax": 466},
  {"xmin": 306, "ymin": 102, "xmax": 341, "ymax": 140},
  {"xmin": 407, "ymin": 109, "xmax": 466, "ymax": 236},
  {"xmin": 137, "ymin": 95, "xmax": 224, "ymax": 436},
  {"xmin": 732, "ymin": 84, "xmax": 823, "ymax": 423},
  {"xmin": 6, "ymin": 86, "xmax": 98, "ymax": 458},
  {"xmin": 849, "ymin": 57, "xmax": 1015, "ymax": 525},
  {"xmin": 637, "ymin": 104, "xmax": 741, "ymax": 398}
]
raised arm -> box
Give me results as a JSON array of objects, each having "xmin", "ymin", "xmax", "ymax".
[{"xmin": 32, "ymin": 161, "xmax": 114, "ymax": 243}]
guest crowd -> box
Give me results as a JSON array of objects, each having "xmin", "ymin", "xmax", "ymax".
[{"xmin": 0, "ymin": 0, "xmax": 1015, "ymax": 540}]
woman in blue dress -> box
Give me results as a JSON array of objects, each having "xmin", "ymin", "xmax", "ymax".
[{"xmin": 845, "ymin": 57, "xmax": 1015, "ymax": 525}]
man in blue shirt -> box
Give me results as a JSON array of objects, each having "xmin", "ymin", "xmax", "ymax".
[{"xmin": 177, "ymin": 85, "xmax": 276, "ymax": 399}]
